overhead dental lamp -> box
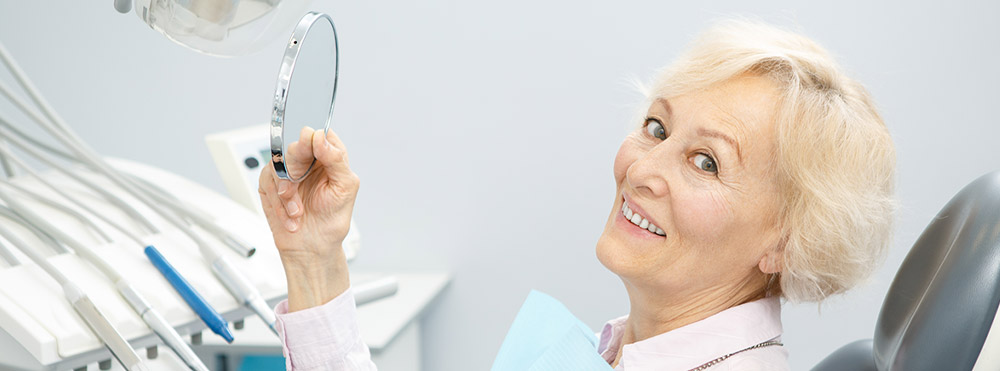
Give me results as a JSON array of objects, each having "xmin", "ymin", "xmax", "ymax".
[{"xmin": 115, "ymin": 0, "xmax": 311, "ymax": 57}]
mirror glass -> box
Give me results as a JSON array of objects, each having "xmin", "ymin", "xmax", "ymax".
[{"xmin": 270, "ymin": 12, "xmax": 339, "ymax": 181}]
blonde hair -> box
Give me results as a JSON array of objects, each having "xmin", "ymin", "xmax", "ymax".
[{"xmin": 646, "ymin": 19, "xmax": 896, "ymax": 302}]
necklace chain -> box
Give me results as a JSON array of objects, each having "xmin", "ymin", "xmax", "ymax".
[{"xmin": 686, "ymin": 340, "xmax": 783, "ymax": 371}]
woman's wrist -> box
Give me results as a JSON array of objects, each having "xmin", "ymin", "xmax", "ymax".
[{"xmin": 281, "ymin": 248, "xmax": 350, "ymax": 312}]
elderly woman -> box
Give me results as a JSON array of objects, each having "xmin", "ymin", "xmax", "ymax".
[{"xmin": 257, "ymin": 20, "xmax": 895, "ymax": 370}]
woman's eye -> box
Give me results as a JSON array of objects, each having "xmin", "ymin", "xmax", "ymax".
[
  {"xmin": 693, "ymin": 153, "xmax": 718, "ymax": 173},
  {"xmin": 645, "ymin": 118, "xmax": 666, "ymax": 140}
]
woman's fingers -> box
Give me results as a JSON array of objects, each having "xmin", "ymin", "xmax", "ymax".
[
  {"xmin": 275, "ymin": 131, "xmax": 306, "ymax": 219},
  {"xmin": 275, "ymin": 177, "xmax": 302, "ymax": 218},
  {"xmin": 287, "ymin": 126, "xmax": 317, "ymax": 174},
  {"xmin": 259, "ymin": 163, "xmax": 299, "ymax": 232},
  {"xmin": 284, "ymin": 189, "xmax": 304, "ymax": 219},
  {"xmin": 274, "ymin": 126, "xmax": 316, "ymax": 219},
  {"xmin": 299, "ymin": 125, "xmax": 315, "ymax": 143},
  {"xmin": 261, "ymin": 127, "xmax": 354, "ymax": 235}
]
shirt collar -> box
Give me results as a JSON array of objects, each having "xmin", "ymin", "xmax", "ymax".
[{"xmin": 597, "ymin": 296, "xmax": 783, "ymax": 370}]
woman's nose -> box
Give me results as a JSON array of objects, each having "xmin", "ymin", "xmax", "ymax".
[{"xmin": 625, "ymin": 146, "xmax": 671, "ymax": 199}]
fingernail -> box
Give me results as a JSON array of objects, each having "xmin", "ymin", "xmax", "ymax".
[
  {"xmin": 278, "ymin": 181, "xmax": 289, "ymax": 195},
  {"xmin": 285, "ymin": 218, "xmax": 298, "ymax": 232},
  {"xmin": 286, "ymin": 201, "xmax": 299, "ymax": 216}
]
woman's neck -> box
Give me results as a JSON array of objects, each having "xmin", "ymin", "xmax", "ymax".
[{"xmin": 610, "ymin": 277, "xmax": 766, "ymax": 368}]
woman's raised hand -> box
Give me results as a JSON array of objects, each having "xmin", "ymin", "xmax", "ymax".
[{"xmin": 258, "ymin": 126, "xmax": 359, "ymax": 312}]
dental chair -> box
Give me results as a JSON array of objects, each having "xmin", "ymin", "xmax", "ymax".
[{"xmin": 812, "ymin": 171, "xmax": 1000, "ymax": 371}]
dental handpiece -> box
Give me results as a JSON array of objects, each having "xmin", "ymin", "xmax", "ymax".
[
  {"xmin": 70, "ymin": 291, "xmax": 150, "ymax": 371},
  {"xmin": 144, "ymin": 245, "xmax": 234, "ymax": 343},
  {"xmin": 117, "ymin": 282, "xmax": 209, "ymax": 371},
  {"xmin": 211, "ymin": 255, "xmax": 277, "ymax": 335}
]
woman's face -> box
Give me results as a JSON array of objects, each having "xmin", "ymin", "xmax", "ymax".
[{"xmin": 596, "ymin": 74, "xmax": 785, "ymax": 302}]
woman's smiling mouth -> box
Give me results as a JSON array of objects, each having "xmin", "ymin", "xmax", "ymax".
[{"xmin": 622, "ymin": 194, "xmax": 666, "ymax": 236}]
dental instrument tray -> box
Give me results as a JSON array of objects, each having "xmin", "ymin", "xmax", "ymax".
[{"xmin": 0, "ymin": 158, "xmax": 288, "ymax": 370}]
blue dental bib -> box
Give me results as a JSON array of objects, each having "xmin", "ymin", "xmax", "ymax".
[{"xmin": 491, "ymin": 290, "xmax": 615, "ymax": 371}]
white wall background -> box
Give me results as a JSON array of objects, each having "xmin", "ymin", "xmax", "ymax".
[{"xmin": 1, "ymin": 1, "xmax": 999, "ymax": 370}]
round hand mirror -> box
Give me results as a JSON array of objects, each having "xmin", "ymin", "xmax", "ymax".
[{"xmin": 270, "ymin": 11, "xmax": 339, "ymax": 181}]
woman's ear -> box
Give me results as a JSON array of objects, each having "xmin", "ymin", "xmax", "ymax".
[
  {"xmin": 758, "ymin": 251, "xmax": 783, "ymax": 274},
  {"xmin": 758, "ymin": 236, "xmax": 786, "ymax": 274}
]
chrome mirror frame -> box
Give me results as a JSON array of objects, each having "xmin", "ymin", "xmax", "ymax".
[{"xmin": 269, "ymin": 11, "xmax": 339, "ymax": 181}]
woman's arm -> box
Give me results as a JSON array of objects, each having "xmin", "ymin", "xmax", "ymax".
[
  {"xmin": 259, "ymin": 127, "xmax": 375, "ymax": 370},
  {"xmin": 259, "ymin": 127, "xmax": 356, "ymax": 307}
]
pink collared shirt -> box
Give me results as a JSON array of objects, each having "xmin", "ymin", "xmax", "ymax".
[
  {"xmin": 274, "ymin": 290, "xmax": 788, "ymax": 370},
  {"xmin": 598, "ymin": 296, "xmax": 788, "ymax": 370}
]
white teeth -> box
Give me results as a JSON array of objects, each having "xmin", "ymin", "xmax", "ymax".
[{"xmin": 622, "ymin": 197, "xmax": 664, "ymax": 237}]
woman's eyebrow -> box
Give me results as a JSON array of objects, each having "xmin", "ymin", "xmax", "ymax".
[
  {"xmin": 698, "ymin": 128, "xmax": 743, "ymax": 164},
  {"xmin": 656, "ymin": 98, "xmax": 673, "ymax": 116}
]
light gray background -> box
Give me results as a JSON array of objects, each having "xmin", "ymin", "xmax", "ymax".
[{"xmin": 1, "ymin": 1, "xmax": 998, "ymax": 370}]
